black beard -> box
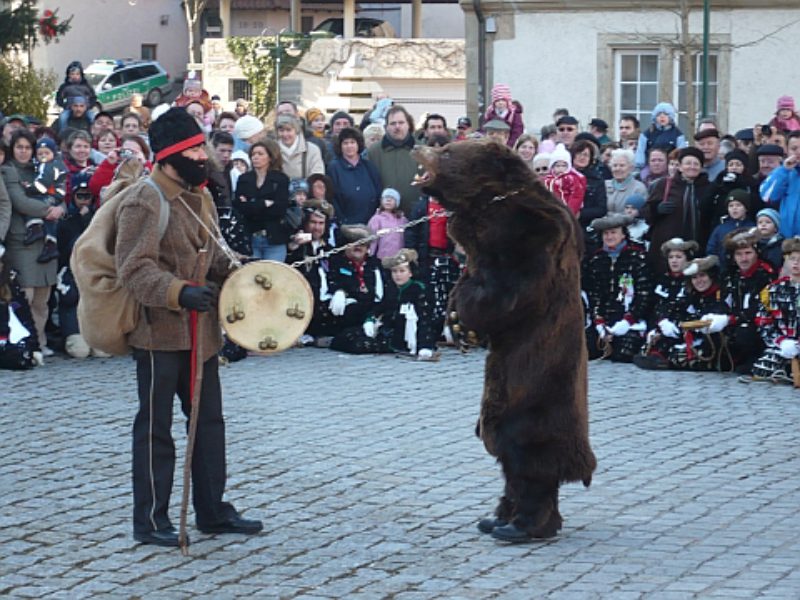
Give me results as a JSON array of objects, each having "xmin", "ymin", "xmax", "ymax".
[{"xmin": 164, "ymin": 153, "xmax": 208, "ymax": 187}]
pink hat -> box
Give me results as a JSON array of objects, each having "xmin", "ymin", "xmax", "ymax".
[
  {"xmin": 491, "ymin": 83, "xmax": 511, "ymax": 104},
  {"xmin": 777, "ymin": 95, "xmax": 795, "ymax": 111}
]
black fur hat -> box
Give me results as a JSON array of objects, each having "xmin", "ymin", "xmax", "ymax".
[{"xmin": 149, "ymin": 107, "xmax": 205, "ymax": 163}]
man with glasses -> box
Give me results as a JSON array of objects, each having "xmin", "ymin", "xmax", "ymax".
[{"xmin": 556, "ymin": 115, "xmax": 580, "ymax": 148}]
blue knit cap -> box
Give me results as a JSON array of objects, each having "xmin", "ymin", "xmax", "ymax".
[
  {"xmin": 757, "ymin": 208, "xmax": 781, "ymax": 230},
  {"xmin": 624, "ymin": 193, "xmax": 646, "ymax": 211}
]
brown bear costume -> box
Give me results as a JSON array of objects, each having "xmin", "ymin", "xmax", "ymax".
[{"xmin": 413, "ymin": 140, "xmax": 597, "ymax": 542}]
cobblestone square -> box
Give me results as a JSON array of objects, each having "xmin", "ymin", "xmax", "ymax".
[{"xmin": 1, "ymin": 347, "xmax": 798, "ymax": 598}]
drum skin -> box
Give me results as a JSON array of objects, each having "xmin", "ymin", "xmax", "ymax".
[{"xmin": 218, "ymin": 260, "xmax": 314, "ymax": 353}]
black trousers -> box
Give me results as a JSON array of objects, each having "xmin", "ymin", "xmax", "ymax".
[{"xmin": 132, "ymin": 349, "xmax": 237, "ymax": 534}]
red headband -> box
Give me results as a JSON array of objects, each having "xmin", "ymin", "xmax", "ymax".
[{"xmin": 154, "ymin": 133, "xmax": 206, "ymax": 162}]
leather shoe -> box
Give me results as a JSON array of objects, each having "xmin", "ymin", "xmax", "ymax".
[
  {"xmin": 198, "ymin": 515, "xmax": 263, "ymax": 535},
  {"xmin": 477, "ymin": 516, "xmax": 508, "ymax": 534},
  {"xmin": 133, "ymin": 527, "xmax": 185, "ymax": 547},
  {"xmin": 491, "ymin": 522, "xmax": 556, "ymax": 543}
]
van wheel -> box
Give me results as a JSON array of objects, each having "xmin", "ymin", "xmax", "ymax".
[{"xmin": 146, "ymin": 88, "xmax": 162, "ymax": 107}]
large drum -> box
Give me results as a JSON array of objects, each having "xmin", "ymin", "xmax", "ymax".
[{"xmin": 218, "ymin": 260, "xmax": 314, "ymax": 353}]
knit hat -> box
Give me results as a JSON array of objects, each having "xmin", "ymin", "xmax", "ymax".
[
  {"xmin": 735, "ymin": 128, "xmax": 755, "ymax": 142},
  {"xmin": 624, "ymin": 193, "xmax": 646, "ymax": 211},
  {"xmin": 548, "ymin": 143, "xmax": 572, "ymax": 170},
  {"xmin": 233, "ymin": 115, "xmax": 264, "ymax": 141},
  {"xmin": 723, "ymin": 227, "xmax": 759, "ymax": 252},
  {"xmin": 590, "ymin": 214, "xmax": 633, "ymax": 232},
  {"xmin": 756, "ymin": 208, "xmax": 781, "ymax": 230},
  {"xmin": 575, "ymin": 132, "xmax": 599, "ymax": 146},
  {"xmin": 776, "ymin": 95, "xmax": 796, "ymax": 112},
  {"xmin": 532, "ymin": 153, "xmax": 551, "ymax": 170},
  {"xmin": 340, "ymin": 224, "xmax": 371, "ymax": 244},
  {"xmin": 381, "ymin": 187, "xmax": 401, "ymax": 204},
  {"xmin": 683, "ymin": 255, "xmax": 719, "ymax": 277},
  {"xmin": 382, "ymin": 248, "xmax": 418, "ymax": 270},
  {"xmin": 678, "ymin": 147, "xmax": 705, "ymax": 164},
  {"xmin": 329, "ymin": 110, "xmax": 354, "ymax": 127},
  {"xmin": 457, "ymin": 116, "xmax": 472, "ymax": 129},
  {"xmin": 725, "ymin": 148, "xmax": 749, "ymax": 166},
  {"xmin": 289, "ymin": 178, "xmax": 309, "ymax": 197},
  {"xmin": 781, "ymin": 236, "xmax": 800, "ymax": 255},
  {"xmin": 183, "ymin": 75, "xmax": 202, "ymax": 93},
  {"xmin": 230, "ymin": 149, "xmax": 251, "ymax": 169},
  {"xmin": 68, "ymin": 95, "xmax": 87, "ymax": 106},
  {"xmin": 149, "ymin": 107, "xmax": 205, "ymax": 163},
  {"xmin": 491, "ymin": 83, "xmax": 511, "ymax": 104},
  {"xmin": 756, "ymin": 144, "xmax": 785, "ymax": 158},
  {"xmin": 661, "ymin": 237, "xmax": 700, "ymax": 257},
  {"xmin": 651, "ymin": 102, "xmax": 677, "ymax": 123},
  {"xmin": 35, "ymin": 137, "xmax": 58, "ymax": 155},
  {"xmin": 726, "ymin": 188, "xmax": 750, "ymax": 210},
  {"xmin": 305, "ymin": 107, "xmax": 323, "ymax": 124}
]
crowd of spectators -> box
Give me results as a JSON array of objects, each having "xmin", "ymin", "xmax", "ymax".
[{"xmin": 1, "ymin": 66, "xmax": 799, "ymax": 384}]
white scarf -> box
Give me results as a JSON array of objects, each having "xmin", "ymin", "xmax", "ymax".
[{"xmin": 399, "ymin": 302, "xmax": 418, "ymax": 355}]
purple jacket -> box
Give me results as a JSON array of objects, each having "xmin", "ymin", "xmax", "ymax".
[{"xmin": 367, "ymin": 210, "xmax": 408, "ymax": 259}]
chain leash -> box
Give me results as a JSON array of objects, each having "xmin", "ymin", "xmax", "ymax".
[
  {"xmin": 288, "ymin": 208, "xmax": 452, "ymax": 269},
  {"xmin": 181, "ymin": 197, "xmax": 451, "ymax": 272}
]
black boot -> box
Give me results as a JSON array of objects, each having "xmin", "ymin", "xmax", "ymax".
[
  {"xmin": 37, "ymin": 239, "xmax": 59, "ymax": 263},
  {"xmin": 24, "ymin": 223, "xmax": 44, "ymax": 245},
  {"xmin": 478, "ymin": 485, "xmax": 515, "ymax": 534}
]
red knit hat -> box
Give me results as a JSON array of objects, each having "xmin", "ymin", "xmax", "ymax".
[{"xmin": 491, "ymin": 83, "xmax": 511, "ymax": 104}]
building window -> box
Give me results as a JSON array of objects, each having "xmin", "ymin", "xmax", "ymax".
[
  {"xmin": 614, "ymin": 51, "xmax": 660, "ymax": 131},
  {"xmin": 675, "ymin": 53, "xmax": 719, "ymax": 132},
  {"xmin": 230, "ymin": 79, "xmax": 253, "ymax": 102},
  {"xmin": 141, "ymin": 44, "xmax": 157, "ymax": 61}
]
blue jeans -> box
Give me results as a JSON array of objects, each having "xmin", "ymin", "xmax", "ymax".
[{"xmin": 251, "ymin": 233, "xmax": 287, "ymax": 262}]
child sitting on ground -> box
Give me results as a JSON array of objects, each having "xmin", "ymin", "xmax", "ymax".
[
  {"xmin": 749, "ymin": 237, "xmax": 800, "ymax": 383},
  {"xmin": 755, "ymin": 208, "xmax": 785, "ymax": 271},
  {"xmin": 22, "ymin": 138, "xmax": 67, "ymax": 263},
  {"xmin": 330, "ymin": 248, "xmax": 437, "ymax": 360},
  {"xmin": 0, "ymin": 258, "xmax": 40, "ymax": 370},
  {"xmin": 705, "ymin": 189, "xmax": 756, "ymax": 271},
  {"xmin": 368, "ymin": 188, "xmax": 408, "ymax": 259},
  {"xmin": 542, "ymin": 143, "xmax": 586, "ymax": 216}
]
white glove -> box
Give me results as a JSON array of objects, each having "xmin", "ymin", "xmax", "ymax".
[
  {"xmin": 362, "ymin": 319, "xmax": 378, "ymax": 338},
  {"xmin": 609, "ymin": 319, "xmax": 631, "ymax": 337},
  {"xmin": 658, "ymin": 318, "xmax": 681, "ymax": 338},
  {"xmin": 778, "ymin": 339, "xmax": 800, "ymax": 359},
  {"xmin": 595, "ymin": 323, "xmax": 608, "ymax": 338},
  {"xmin": 417, "ymin": 348, "xmax": 434, "ymax": 360},
  {"xmin": 701, "ymin": 313, "xmax": 729, "ymax": 334},
  {"xmin": 329, "ymin": 290, "xmax": 347, "ymax": 316}
]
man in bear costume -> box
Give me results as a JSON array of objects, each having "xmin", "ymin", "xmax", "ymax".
[{"xmin": 413, "ymin": 140, "xmax": 596, "ymax": 542}]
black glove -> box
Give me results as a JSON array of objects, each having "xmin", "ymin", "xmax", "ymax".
[
  {"xmin": 656, "ymin": 201, "xmax": 676, "ymax": 215},
  {"xmin": 178, "ymin": 285, "xmax": 215, "ymax": 312}
]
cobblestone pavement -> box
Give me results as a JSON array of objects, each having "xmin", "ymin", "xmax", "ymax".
[{"xmin": 1, "ymin": 346, "xmax": 799, "ymax": 599}]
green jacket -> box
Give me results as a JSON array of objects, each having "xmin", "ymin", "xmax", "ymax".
[{"xmin": 366, "ymin": 135, "xmax": 422, "ymax": 217}]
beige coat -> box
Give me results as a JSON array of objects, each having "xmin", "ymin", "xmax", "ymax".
[
  {"xmin": 279, "ymin": 134, "xmax": 324, "ymax": 180},
  {"xmin": 114, "ymin": 165, "xmax": 234, "ymax": 360}
]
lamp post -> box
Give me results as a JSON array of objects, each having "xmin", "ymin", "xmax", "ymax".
[{"xmin": 258, "ymin": 27, "xmax": 303, "ymax": 106}]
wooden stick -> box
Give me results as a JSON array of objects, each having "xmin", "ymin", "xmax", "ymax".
[
  {"xmin": 179, "ymin": 249, "xmax": 208, "ymax": 555},
  {"xmin": 792, "ymin": 358, "xmax": 800, "ymax": 389}
]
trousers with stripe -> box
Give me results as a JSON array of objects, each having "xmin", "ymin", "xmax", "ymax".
[{"xmin": 132, "ymin": 349, "xmax": 237, "ymax": 533}]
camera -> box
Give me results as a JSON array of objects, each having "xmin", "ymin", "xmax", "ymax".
[
  {"xmin": 118, "ymin": 148, "xmax": 134, "ymax": 160},
  {"xmin": 761, "ymin": 125, "xmax": 772, "ymax": 137}
]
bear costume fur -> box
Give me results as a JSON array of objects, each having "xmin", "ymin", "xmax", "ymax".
[{"xmin": 413, "ymin": 140, "xmax": 596, "ymax": 542}]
